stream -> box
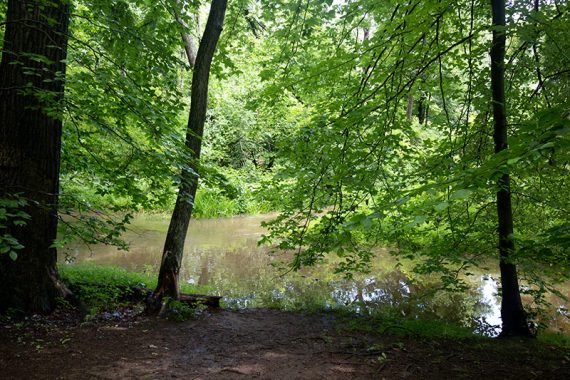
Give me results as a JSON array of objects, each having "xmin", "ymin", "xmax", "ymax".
[{"xmin": 60, "ymin": 213, "xmax": 569, "ymax": 336}]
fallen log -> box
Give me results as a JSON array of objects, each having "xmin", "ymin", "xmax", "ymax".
[{"xmin": 179, "ymin": 293, "xmax": 222, "ymax": 308}]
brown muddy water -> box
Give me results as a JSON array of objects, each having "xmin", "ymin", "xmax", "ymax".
[{"xmin": 59, "ymin": 214, "xmax": 569, "ymax": 336}]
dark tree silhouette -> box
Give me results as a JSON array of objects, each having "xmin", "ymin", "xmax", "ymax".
[
  {"xmin": 490, "ymin": 0, "xmax": 532, "ymax": 337},
  {"xmin": 0, "ymin": 0, "xmax": 72, "ymax": 313}
]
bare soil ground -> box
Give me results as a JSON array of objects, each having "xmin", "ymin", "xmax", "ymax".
[{"xmin": 1, "ymin": 308, "xmax": 569, "ymax": 379}]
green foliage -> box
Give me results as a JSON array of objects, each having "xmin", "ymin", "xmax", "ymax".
[
  {"xmin": 56, "ymin": 212, "xmax": 134, "ymax": 255},
  {"xmin": 0, "ymin": 0, "xmax": 6, "ymax": 50},
  {"xmin": 161, "ymin": 298, "xmax": 194, "ymax": 321},
  {"xmin": 342, "ymin": 312, "xmax": 481, "ymax": 340},
  {"xmin": 193, "ymin": 187, "xmax": 239, "ymax": 218},
  {"xmin": 259, "ymin": 0, "xmax": 570, "ymax": 311},
  {"xmin": 193, "ymin": 168, "xmax": 278, "ymax": 218},
  {"xmin": 59, "ymin": 0, "xmax": 189, "ymax": 230},
  {"xmin": 161, "ymin": 297, "xmax": 207, "ymax": 321},
  {"xmin": 55, "ymin": 0, "xmax": 282, "ymax": 224},
  {"xmin": 59, "ymin": 264, "xmax": 150, "ymax": 289},
  {"xmin": 60, "ymin": 265, "xmax": 151, "ymax": 315},
  {"xmin": 60, "ymin": 264, "xmax": 201, "ymax": 293},
  {"xmin": 539, "ymin": 331, "xmax": 570, "ymax": 349},
  {"xmin": 0, "ymin": 195, "xmax": 30, "ymax": 261},
  {"xmin": 59, "ymin": 264, "xmax": 201, "ymax": 315},
  {"xmin": 58, "ymin": 265, "xmax": 215, "ymax": 319}
]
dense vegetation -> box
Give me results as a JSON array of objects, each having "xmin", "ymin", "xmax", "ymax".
[{"xmin": 0, "ymin": 0, "xmax": 569, "ymax": 339}]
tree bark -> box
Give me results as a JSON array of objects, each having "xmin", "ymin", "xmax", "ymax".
[
  {"xmin": 149, "ymin": 0, "xmax": 227, "ymax": 311},
  {"xmin": 417, "ymin": 93, "xmax": 426, "ymax": 124},
  {"xmin": 0, "ymin": 0, "xmax": 71, "ymax": 314},
  {"xmin": 490, "ymin": 0, "xmax": 532, "ymax": 337},
  {"xmin": 406, "ymin": 94, "xmax": 414, "ymax": 121},
  {"xmin": 173, "ymin": 3, "xmax": 197, "ymax": 68}
]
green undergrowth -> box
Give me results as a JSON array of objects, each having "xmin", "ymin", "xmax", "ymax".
[
  {"xmin": 60, "ymin": 181, "xmax": 277, "ymax": 221},
  {"xmin": 160, "ymin": 297, "xmax": 209, "ymax": 322},
  {"xmin": 151, "ymin": 186, "xmax": 275, "ymax": 219},
  {"xmin": 331, "ymin": 308, "xmax": 482, "ymax": 341},
  {"xmin": 58, "ymin": 265, "xmax": 209, "ymax": 318},
  {"xmin": 60, "ymin": 265, "xmax": 157, "ymax": 289},
  {"xmin": 333, "ymin": 309, "xmax": 570, "ymax": 348},
  {"xmin": 539, "ymin": 331, "xmax": 570, "ymax": 348}
]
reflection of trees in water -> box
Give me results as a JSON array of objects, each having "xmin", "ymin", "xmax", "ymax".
[
  {"xmin": 254, "ymin": 268, "xmax": 494, "ymax": 331},
  {"xmin": 197, "ymin": 254, "xmax": 211, "ymax": 286},
  {"xmin": 365, "ymin": 271, "xmax": 493, "ymax": 330},
  {"xmin": 521, "ymin": 292, "xmax": 570, "ymax": 334},
  {"xmin": 216, "ymin": 264, "xmax": 495, "ymax": 332}
]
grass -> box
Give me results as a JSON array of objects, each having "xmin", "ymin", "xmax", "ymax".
[
  {"xmin": 192, "ymin": 187, "xmax": 275, "ymax": 218},
  {"xmin": 334, "ymin": 307, "xmax": 570, "ymax": 350},
  {"xmin": 131, "ymin": 188, "xmax": 275, "ymax": 222},
  {"xmin": 333, "ymin": 308, "xmax": 482, "ymax": 341},
  {"xmin": 60, "ymin": 265, "xmax": 158, "ymax": 289},
  {"xmin": 539, "ymin": 331, "xmax": 570, "ymax": 348},
  {"xmin": 59, "ymin": 264, "xmax": 208, "ymax": 317}
]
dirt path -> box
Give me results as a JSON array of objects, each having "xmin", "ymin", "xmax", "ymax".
[{"xmin": 1, "ymin": 308, "xmax": 569, "ymax": 379}]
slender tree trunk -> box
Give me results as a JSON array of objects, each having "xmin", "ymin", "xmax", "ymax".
[
  {"xmin": 417, "ymin": 93, "xmax": 426, "ymax": 124},
  {"xmin": 173, "ymin": 1, "xmax": 198, "ymax": 68},
  {"xmin": 148, "ymin": 0, "xmax": 227, "ymax": 310},
  {"xmin": 490, "ymin": 0, "xmax": 531, "ymax": 337},
  {"xmin": 406, "ymin": 95, "xmax": 414, "ymax": 121},
  {"xmin": 0, "ymin": 0, "xmax": 71, "ymax": 314}
]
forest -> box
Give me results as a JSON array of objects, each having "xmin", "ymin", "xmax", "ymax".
[{"xmin": 1, "ymin": 0, "xmax": 569, "ymax": 378}]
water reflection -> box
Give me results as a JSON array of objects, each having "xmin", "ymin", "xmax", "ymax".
[
  {"xmin": 61, "ymin": 214, "xmax": 567, "ymax": 336},
  {"xmin": 478, "ymin": 275, "xmax": 501, "ymax": 335}
]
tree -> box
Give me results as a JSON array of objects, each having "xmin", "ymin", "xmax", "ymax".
[
  {"xmin": 0, "ymin": 0, "xmax": 72, "ymax": 313},
  {"xmin": 149, "ymin": 0, "xmax": 228, "ymax": 308},
  {"xmin": 490, "ymin": 0, "xmax": 531, "ymax": 337},
  {"xmin": 259, "ymin": 0, "xmax": 568, "ymax": 336}
]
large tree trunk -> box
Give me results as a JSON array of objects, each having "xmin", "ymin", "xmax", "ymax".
[
  {"xmin": 0, "ymin": 0, "xmax": 71, "ymax": 314},
  {"xmin": 490, "ymin": 0, "xmax": 532, "ymax": 337},
  {"xmin": 148, "ymin": 0, "xmax": 227, "ymax": 311}
]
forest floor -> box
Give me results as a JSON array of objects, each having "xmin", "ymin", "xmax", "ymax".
[{"xmin": 1, "ymin": 307, "xmax": 570, "ymax": 379}]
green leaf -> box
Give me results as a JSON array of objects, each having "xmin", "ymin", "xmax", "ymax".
[
  {"xmin": 15, "ymin": 211, "xmax": 30, "ymax": 219},
  {"xmin": 450, "ymin": 189, "xmax": 472, "ymax": 201},
  {"xmin": 49, "ymin": 239, "xmax": 66, "ymax": 249},
  {"xmin": 506, "ymin": 157, "xmax": 521, "ymax": 165},
  {"xmin": 434, "ymin": 201, "xmax": 449, "ymax": 212},
  {"xmin": 406, "ymin": 215, "xmax": 427, "ymax": 228}
]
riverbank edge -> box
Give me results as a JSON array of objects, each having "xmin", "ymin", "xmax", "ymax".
[{"xmin": 1, "ymin": 264, "xmax": 563, "ymax": 348}]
